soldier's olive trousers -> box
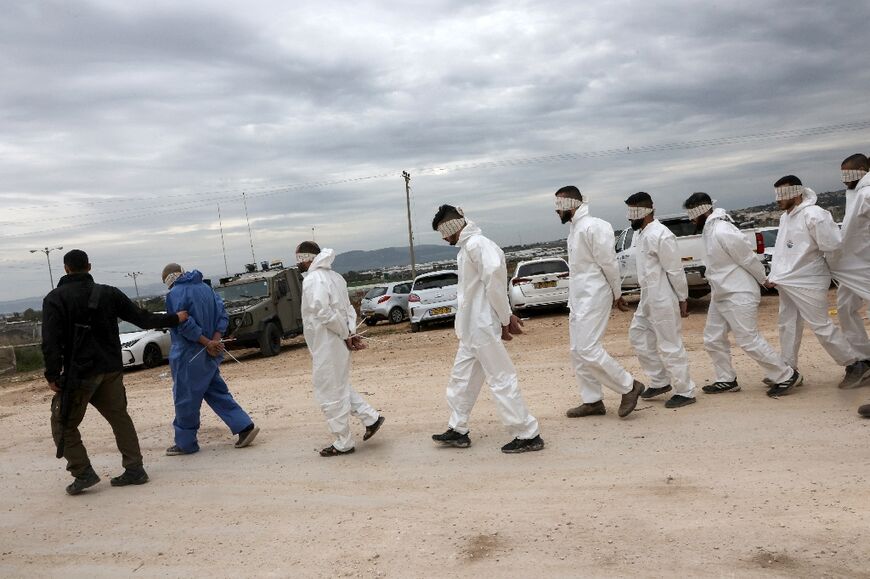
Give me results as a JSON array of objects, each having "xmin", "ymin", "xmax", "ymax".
[{"xmin": 50, "ymin": 371, "xmax": 143, "ymax": 477}]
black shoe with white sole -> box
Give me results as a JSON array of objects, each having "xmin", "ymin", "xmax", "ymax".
[
  {"xmin": 767, "ymin": 370, "xmax": 803, "ymax": 397},
  {"xmin": 664, "ymin": 395, "xmax": 696, "ymax": 409},
  {"xmin": 235, "ymin": 424, "xmax": 260, "ymax": 448},
  {"xmin": 702, "ymin": 380, "xmax": 740, "ymax": 394},
  {"xmin": 501, "ymin": 435, "xmax": 545, "ymax": 454},
  {"xmin": 432, "ymin": 429, "xmax": 471, "ymax": 448}
]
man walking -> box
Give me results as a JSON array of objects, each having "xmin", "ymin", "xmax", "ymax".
[
  {"xmin": 827, "ymin": 154, "xmax": 870, "ymax": 387},
  {"xmin": 554, "ymin": 186, "xmax": 644, "ymax": 419},
  {"xmin": 763, "ymin": 176, "xmax": 869, "ymax": 392},
  {"xmin": 683, "ymin": 193, "xmax": 801, "ymax": 396},
  {"xmin": 162, "ymin": 263, "xmax": 260, "ymax": 455},
  {"xmin": 296, "ymin": 241, "xmax": 385, "ymax": 456},
  {"xmin": 42, "ymin": 249, "xmax": 186, "ymax": 495},
  {"xmin": 624, "ymin": 192, "xmax": 697, "ymax": 408},
  {"xmin": 430, "ymin": 205, "xmax": 543, "ymax": 453}
]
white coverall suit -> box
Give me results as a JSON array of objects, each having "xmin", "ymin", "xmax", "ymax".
[
  {"xmin": 828, "ymin": 174, "xmax": 870, "ymax": 359},
  {"xmin": 700, "ymin": 208, "xmax": 792, "ymax": 384},
  {"xmin": 302, "ymin": 249, "xmax": 380, "ymax": 452},
  {"xmin": 567, "ymin": 204, "xmax": 634, "ymax": 403},
  {"xmin": 628, "ymin": 220, "xmax": 696, "ymax": 397},
  {"xmin": 445, "ymin": 221, "xmax": 540, "ymax": 440},
  {"xmin": 767, "ymin": 189, "xmax": 861, "ymax": 369}
]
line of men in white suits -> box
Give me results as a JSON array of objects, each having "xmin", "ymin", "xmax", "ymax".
[{"xmin": 294, "ymin": 152, "xmax": 870, "ymax": 457}]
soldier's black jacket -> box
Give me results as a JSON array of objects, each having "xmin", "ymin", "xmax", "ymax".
[{"xmin": 41, "ymin": 272, "xmax": 179, "ymax": 383}]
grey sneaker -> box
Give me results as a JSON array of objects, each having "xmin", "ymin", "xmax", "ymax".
[{"xmin": 838, "ymin": 361, "xmax": 870, "ymax": 389}]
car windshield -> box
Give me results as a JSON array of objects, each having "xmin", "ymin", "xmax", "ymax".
[
  {"xmin": 414, "ymin": 273, "xmax": 458, "ymax": 291},
  {"xmin": 365, "ymin": 287, "xmax": 388, "ymax": 299},
  {"xmin": 517, "ymin": 261, "xmax": 568, "ymax": 277},
  {"xmin": 761, "ymin": 229, "xmax": 778, "ymax": 247},
  {"xmin": 118, "ymin": 320, "xmax": 143, "ymax": 334},
  {"xmin": 215, "ymin": 280, "xmax": 270, "ymax": 303}
]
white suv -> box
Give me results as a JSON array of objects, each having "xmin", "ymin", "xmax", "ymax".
[
  {"xmin": 408, "ymin": 270, "xmax": 459, "ymax": 332},
  {"xmin": 508, "ymin": 258, "xmax": 569, "ymax": 313}
]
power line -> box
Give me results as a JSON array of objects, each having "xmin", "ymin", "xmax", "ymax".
[{"xmin": 1, "ymin": 118, "xmax": 868, "ymax": 240}]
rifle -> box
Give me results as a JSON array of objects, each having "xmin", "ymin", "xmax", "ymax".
[{"xmin": 55, "ymin": 285, "xmax": 102, "ymax": 459}]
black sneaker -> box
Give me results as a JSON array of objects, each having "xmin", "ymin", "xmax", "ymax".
[
  {"xmin": 664, "ymin": 395, "xmax": 696, "ymax": 409},
  {"xmin": 767, "ymin": 370, "xmax": 803, "ymax": 397},
  {"xmin": 702, "ymin": 380, "xmax": 740, "ymax": 394},
  {"xmin": 641, "ymin": 385, "xmax": 672, "ymax": 399},
  {"xmin": 66, "ymin": 467, "xmax": 100, "ymax": 496},
  {"xmin": 110, "ymin": 468, "xmax": 149, "ymax": 487},
  {"xmin": 432, "ymin": 429, "xmax": 471, "ymax": 448},
  {"xmin": 501, "ymin": 435, "xmax": 545, "ymax": 454},
  {"xmin": 859, "ymin": 403, "xmax": 870, "ymax": 418},
  {"xmin": 838, "ymin": 361, "xmax": 870, "ymax": 389},
  {"xmin": 235, "ymin": 424, "xmax": 260, "ymax": 448}
]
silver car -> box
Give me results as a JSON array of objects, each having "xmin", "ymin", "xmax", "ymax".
[
  {"xmin": 408, "ymin": 270, "xmax": 459, "ymax": 332},
  {"xmin": 360, "ymin": 281, "xmax": 412, "ymax": 325},
  {"xmin": 508, "ymin": 258, "xmax": 570, "ymax": 313}
]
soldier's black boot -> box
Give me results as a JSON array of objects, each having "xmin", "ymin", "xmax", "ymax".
[
  {"xmin": 66, "ymin": 466, "xmax": 100, "ymax": 496},
  {"xmin": 110, "ymin": 467, "xmax": 149, "ymax": 487}
]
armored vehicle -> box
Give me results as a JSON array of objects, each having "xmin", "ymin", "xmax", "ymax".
[{"xmin": 215, "ymin": 262, "xmax": 304, "ymax": 357}]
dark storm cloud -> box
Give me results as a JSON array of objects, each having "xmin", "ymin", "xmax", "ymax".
[{"xmin": 2, "ymin": 0, "xmax": 869, "ymax": 299}]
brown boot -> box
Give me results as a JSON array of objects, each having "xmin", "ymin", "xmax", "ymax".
[
  {"xmin": 618, "ymin": 380, "xmax": 645, "ymax": 418},
  {"xmin": 566, "ymin": 400, "xmax": 606, "ymax": 418}
]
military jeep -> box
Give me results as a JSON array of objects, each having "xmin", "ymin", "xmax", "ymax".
[{"xmin": 215, "ymin": 264, "xmax": 304, "ymax": 357}]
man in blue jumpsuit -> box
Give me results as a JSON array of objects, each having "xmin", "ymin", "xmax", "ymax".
[{"xmin": 162, "ymin": 263, "xmax": 260, "ymax": 455}]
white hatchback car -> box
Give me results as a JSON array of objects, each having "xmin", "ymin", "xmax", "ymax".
[
  {"xmin": 408, "ymin": 270, "xmax": 459, "ymax": 332},
  {"xmin": 119, "ymin": 319, "xmax": 171, "ymax": 369},
  {"xmin": 508, "ymin": 258, "xmax": 570, "ymax": 313},
  {"xmin": 360, "ymin": 281, "xmax": 412, "ymax": 325}
]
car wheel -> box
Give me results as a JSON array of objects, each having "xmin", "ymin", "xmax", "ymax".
[
  {"xmin": 259, "ymin": 322, "xmax": 282, "ymax": 357},
  {"xmin": 142, "ymin": 343, "xmax": 163, "ymax": 369},
  {"xmin": 389, "ymin": 307, "xmax": 404, "ymax": 324},
  {"xmin": 365, "ymin": 318, "xmax": 378, "ymax": 326},
  {"xmin": 410, "ymin": 322, "xmax": 421, "ymax": 333}
]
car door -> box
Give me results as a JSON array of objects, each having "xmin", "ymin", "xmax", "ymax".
[
  {"xmin": 615, "ymin": 229, "xmax": 638, "ymax": 288},
  {"xmin": 393, "ymin": 283, "xmax": 411, "ymax": 314}
]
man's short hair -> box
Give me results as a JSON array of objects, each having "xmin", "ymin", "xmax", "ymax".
[
  {"xmin": 432, "ymin": 204, "xmax": 463, "ymax": 230},
  {"xmin": 296, "ymin": 241, "xmax": 320, "ymax": 255},
  {"xmin": 555, "ymin": 185, "xmax": 583, "ymax": 201},
  {"xmin": 774, "ymin": 175, "xmax": 802, "ymax": 187},
  {"xmin": 624, "ymin": 191, "xmax": 653, "ymax": 207},
  {"xmin": 841, "ymin": 153, "xmax": 869, "ymax": 170},
  {"xmin": 683, "ymin": 192, "xmax": 712, "ymax": 209},
  {"xmin": 63, "ymin": 249, "xmax": 89, "ymax": 272},
  {"xmin": 161, "ymin": 263, "xmax": 182, "ymax": 282}
]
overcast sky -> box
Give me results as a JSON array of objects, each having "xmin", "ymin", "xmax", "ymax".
[{"xmin": 2, "ymin": 0, "xmax": 869, "ymax": 301}]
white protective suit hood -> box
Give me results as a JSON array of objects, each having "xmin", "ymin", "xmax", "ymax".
[
  {"xmin": 301, "ymin": 248, "xmax": 355, "ymax": 340},
  {"xmin": 701, "ymin": 207, "xmax": 766, "ymax": 300},
  {"xmin": 454, "ymin": 219, "xmax": 512, "ymax": 345},
  {"xmin": 768, "ymin": 188, "xmax": 842, "ymax": 290},
  {"xmin": 827, "ymin": 174, "xmax": 870, "ymax": 300}
]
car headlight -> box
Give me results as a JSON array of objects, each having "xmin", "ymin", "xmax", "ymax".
[{"xmin": 121, "ymin": 338, "xmax": 140, "ymax": 348}]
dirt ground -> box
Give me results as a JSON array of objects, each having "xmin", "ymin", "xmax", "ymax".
[{"xmin": 1, "ymin": 292, "xmax": 868, "ymax": 578}]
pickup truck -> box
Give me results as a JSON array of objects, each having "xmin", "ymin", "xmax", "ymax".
[{"xmin": 615, "ymin": 214, "xmax": 765, "ymax": 298}]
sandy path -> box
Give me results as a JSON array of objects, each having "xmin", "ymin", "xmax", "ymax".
[{"xmin": 1, "ymin": 293, "xmax": 868, "ymax": 578}]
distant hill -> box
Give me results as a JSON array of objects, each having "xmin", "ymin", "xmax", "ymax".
[
  {"xmin": 731, "ymin": 189, "xmax": 846, "ymax": 226},
  {"xmin": 332, "ymin": 244, "xmax": 458, "ymax": 273}
]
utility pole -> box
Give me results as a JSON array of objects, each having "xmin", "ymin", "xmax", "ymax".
[
  {"xmin": 29, "ymin": 246, "xmax": 63, "ymax": 290},
  {"xmin": 242, "ymin": 192, "xmax": 256, "ymax": 264},
  {"xmin": 403, "ymin": 171, "xmax": 417, "ymax": 278},
  {"xmin": 218, "ymin": 203, "xmax": 229, "ymax": 276},
  {"xmin": 125, "ymin": 272, "xmax": 143, "ymax": 300}
]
